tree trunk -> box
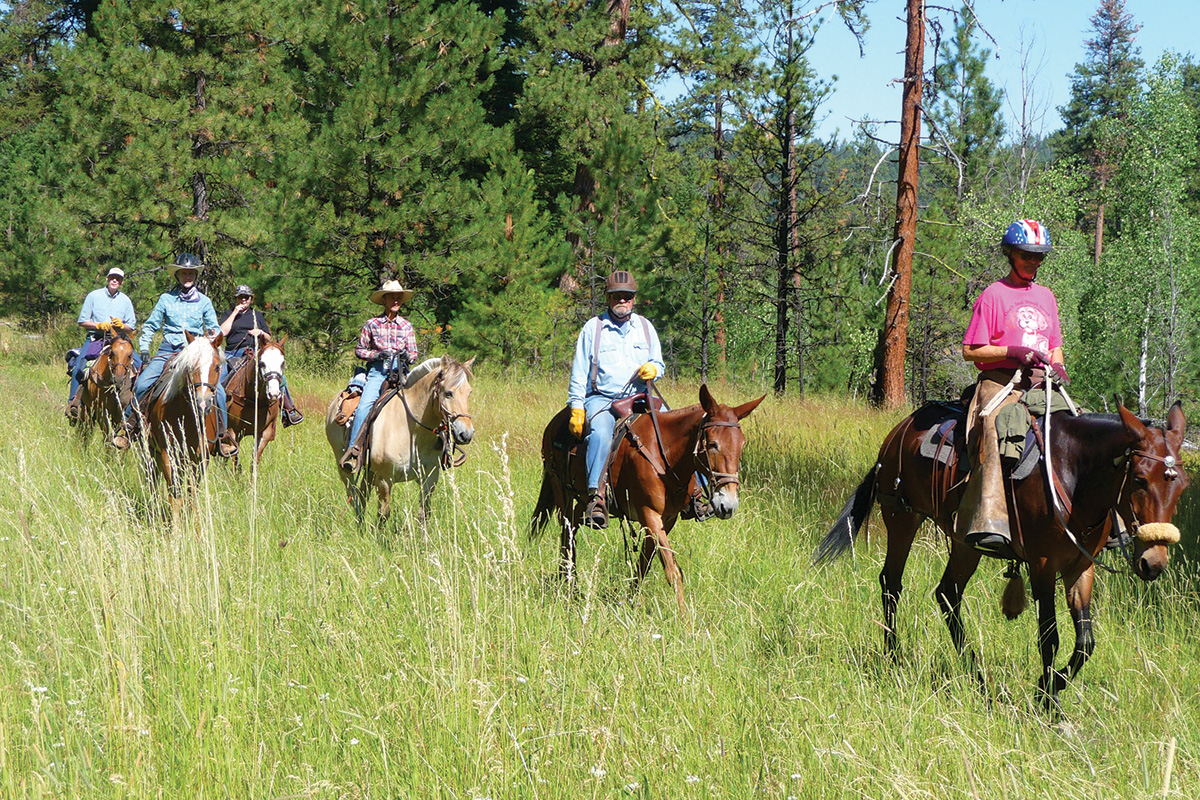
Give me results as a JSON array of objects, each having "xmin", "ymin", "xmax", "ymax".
[
  {"xmin": 712, "ymin": 95, "xmax": 728, "ymax": 376},
  {"xmin": 1138, "ymin": 293, "xmax": 1150, "ymax": 417},
  {"xmin": 872, "ymin": 0, "xmax": 924, "ymax": 409},
  {"xmin": 773, "ymin": 103, "xmax": 797, "ymax": 395},
  {"xmin": 1093, "ymin": 199, "xmax": 1105, "ymax": 269}
]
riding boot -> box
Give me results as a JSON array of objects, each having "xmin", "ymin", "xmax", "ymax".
[
  {"xmin": 584, "ymin": 492, "xmax": 609, "ymax": 529},
  {"xmin": 958, "ymin": 373, "xmax": 1019, "ymax": 560},
  {"xmin": 215, "ymin": 417, "xmax": 239, "ymax": 458},
  {"xmin": 66, "ymin": 394, "xmax": 82, "ymax": 421},
  {"xmin": 282, "ymin": 394, "xmax": 304, "ymax": 427},
  {"xmin": 680, "ymin": 472, "xmax": 715, "ymax": 521},
  {"xmin": 339, "ymin": 424, "xmax": 370, "ymax": 473}
]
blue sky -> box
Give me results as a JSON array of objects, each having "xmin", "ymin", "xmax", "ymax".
[{"xmin": 804, "ymin": 0, "xmax": 1196, "ymax": 141}]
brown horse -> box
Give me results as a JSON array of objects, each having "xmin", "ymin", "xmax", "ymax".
[
  {"xmin": 531, "ymin": 384, "xmax": 765, "ymax": 615},
  {"xmin": 815, "ymin": 400, "xmax": 1188, "ymax": 712},
  {"xmin": 141, "ymin": 331, "xmax": 225, "ymax": 511},
  {"xmin": 73, "ymin": 328, "xmax": 138, "ymax": 448},
  {"xmin": 224, "ymin": 335, "xmax": 287, "ymax": 467}
]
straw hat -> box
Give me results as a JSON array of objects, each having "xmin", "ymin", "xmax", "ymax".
[{"xmin": 369, "ymin": 280, "xmax": 414, "ymax": 306}]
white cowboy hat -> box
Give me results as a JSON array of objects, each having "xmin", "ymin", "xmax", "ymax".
[{"xmin": 369, "ymin": 280, "xmax": 414, "ymax": 306}]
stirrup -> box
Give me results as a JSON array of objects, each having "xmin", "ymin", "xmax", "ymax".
[
  {"xmin": 584, "ymin": 494, "xmax": 608, "ymax": 529},
  {"xmin": 339, "ymin": 445, "xmax": 362, "ymax": 473},
  {"xmin": 217, "ymin": 432, "xmax": 239, "ymax": 458},
  {"xmin": 964, "ymin": 531, "xmax": 1019, "ymax": 561},
  {"xmin": 680, "ymin": 494, "xmax": 716, "ymax": 522},
  {"xmin": 282, "ymin": 407, "xmax": 305, "ymax": 427},
  {"xmin": 110, "ymin": 434, "xmax": 130, "ymax": 452},
  {"xmin": 66, "ymin": 396, "xmax": 82, "ymax": 420}
]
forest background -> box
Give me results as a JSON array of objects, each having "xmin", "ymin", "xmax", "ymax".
[{"xmin": 2, "ymin": 0, "xmax": 1199, "ymax": 419}]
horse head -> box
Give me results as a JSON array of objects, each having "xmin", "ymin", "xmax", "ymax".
[
  {"xmin": 1116, "ymin": 402, "xmax": 1189, "ymax": 582},
  {"xmin": 696, "ymin": 384, "xmax": 766, "ymax": 519},
  {"xmin": 107, "ymin": 329, "xmax": 137, "ymax": 409},
  {"xmin": 436, "ymin": 354, "xmax": 475, "ymax": 445},
  {"xmin": 178, "ymin": 330, "xmax": 224, "ymax": 417},
  {"xmin": 257, "ymin": 336, "xmax": 285, "ymax": 403}
]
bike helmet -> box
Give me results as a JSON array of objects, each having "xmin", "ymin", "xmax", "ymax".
[
  {"xmin": 1000, "ymin": 220, "xmax": 1052, "ymax": 253},
  {"xmin": 605, "ymin": 269, "xmax": 637, "ymax": 294}
]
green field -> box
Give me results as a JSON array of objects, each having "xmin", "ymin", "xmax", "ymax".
[{"xmin": 1, "ymin": 348, "xmax": 1198, "ymax": 799}]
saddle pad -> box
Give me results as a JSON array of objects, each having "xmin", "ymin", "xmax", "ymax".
[{"xmin": 918, "ymin": 419, "xmax": 967, "ymax": 471}]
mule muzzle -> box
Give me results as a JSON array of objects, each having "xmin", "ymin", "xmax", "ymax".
[{"xmin": 711, "ymin": 485, "xmax": 739, "ymax": 519}]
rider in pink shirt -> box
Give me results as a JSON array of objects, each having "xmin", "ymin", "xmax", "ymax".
[{"xmin": 958, "ymin": 219, "xmax": 1067, "ymax": 560}]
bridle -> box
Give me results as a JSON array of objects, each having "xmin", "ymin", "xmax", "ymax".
[
  {"xmin": 691, "ymin": 417, "xmax": 744, "ymax": 493},
  {"xmin": 400, "ymin": 369, "xmax": 472, "ymax": 469}
]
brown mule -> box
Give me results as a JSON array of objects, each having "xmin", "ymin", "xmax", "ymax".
[
  {"xmin": 815, "ymin": 400, "xmax": 1189, "ymax": 713},
  {"xmin": 531, "ymin": 385, "xmax": 765, "ymax": 616}
]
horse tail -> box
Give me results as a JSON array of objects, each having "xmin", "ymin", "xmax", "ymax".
[
  {"xmin": 813, "ymin": 464, "xmax": 879, "ymax": 565},
  {"xmin": 529, "ymin": 468, "xmax": 555, "ymax": 540}
]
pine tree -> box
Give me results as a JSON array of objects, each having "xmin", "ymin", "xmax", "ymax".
[{"xmin": 1055, "ymin": 0, "xmax": 1144, "ymax": 266}]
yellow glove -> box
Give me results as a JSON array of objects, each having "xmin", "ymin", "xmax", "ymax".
[
  {"xmin": 96, "ymin": 321, "xmax": 112, "ymax": 333},
  {"xmin": 109, "ymin": 317, "xmax": 125, "ymax": 330},
  {"xmin": 637, "ymin": 362, "xmax": 658, "ymax": 381},
  {"xmin": 569, "ymin": 407, "xmax": 586, "ymax": 438}
]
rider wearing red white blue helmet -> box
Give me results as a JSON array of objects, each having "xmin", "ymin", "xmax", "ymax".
[{"xmin": 957, "ymin": 219, "xmax": 1066, "ymax": 560}]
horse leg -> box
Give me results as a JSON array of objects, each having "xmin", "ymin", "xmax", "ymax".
[
  {"xmin": 934, "ymin": 539, "xmax": 984, "ymax": 683},
  {"xmin": 1029, "ymin": 567, "xmax": 1064, "ymax": 714},
  {"xmin": 635, "ymin": 511, "xmax": 686, "ymax": 616},
  {"xmin": 375, "ymin": 477, "xmax": 392, "ymax": 530},
  {"xmin": 418, "ymin": 469, "xmax": 440, "ymax": 531},
  {"xmin": 877, "ymin": 508, "xmax": 922, "ymax": 656},
  {"xmin": 254, "ymin": 422, "xmax": 276, "ymax": 466},
  {"xmin": 1062, "ymin": 566, "xmax": 1096, "ymax": 683}
]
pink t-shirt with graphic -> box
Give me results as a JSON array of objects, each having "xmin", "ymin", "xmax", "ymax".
[{"xmin": 963, "ymin": 279, "xmax": 1062, "ymax": 370}]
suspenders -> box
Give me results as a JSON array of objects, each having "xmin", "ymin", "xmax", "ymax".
[{"xmin": 588, "ymin": 314, "xmax": 652, "ymax": 394}]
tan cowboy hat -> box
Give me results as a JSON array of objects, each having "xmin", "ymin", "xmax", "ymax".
[{"xmin": 369, "ymin": 279, "xmax": 414, "ymax": 306}]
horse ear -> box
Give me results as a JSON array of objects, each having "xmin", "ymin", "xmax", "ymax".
[
  {"xmin": 733, "ymin": 393, "xmax": 767, "ymax": 420},
  {"xmin": 464, "ymin": 356, "xmax": 476, "ymax": 370},
  {"xmin": 277, "ymin": 333, "xmax": 287, "ymax": 347},
  {"xmin": 1117, "ymin": 403, "xmax": 1149, "ymax": 442},
  {"xmin": 699, "ymin": 383, "xmax": 717, "ymax": 415},
  {"xmin": 185, "ymin": 329, "xmax": 197, "ymax": 344},
  {"xmin": 1166, "ymin": 401, "xmax": 1186, "ymax": 450},
  {"xmin": 210, "ymin": 330, "xmax": 225, "ymax": 348}
]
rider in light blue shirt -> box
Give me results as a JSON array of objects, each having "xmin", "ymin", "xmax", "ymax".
[
  {"xmin": 67, "ymin": 266, "xmax": 139, "ymax": 410},
  {"xmin": 132, "ymin": 253, "xmax": 238, "ymax": 458},
  {"xmin": 567, "ymin": 269, "xmax": 665, "ymax": 528}
]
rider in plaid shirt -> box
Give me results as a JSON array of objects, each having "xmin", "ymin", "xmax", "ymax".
[{"xmin": 339, "ymin": 280, "xmax": 419, "ymax": 472}]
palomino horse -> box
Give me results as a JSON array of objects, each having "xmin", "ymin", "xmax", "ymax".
[
  {"xmin": 531, "ymin": 384, "xmax": 765, "ymax": 615},
  {"xmin": 141, "ymin": 332, "xmax": 225, "ymax": 510},
  {"xmin": 815, "ymin": 400, "xmax": 1188, "ymax": 712},
  {"xmin": 224, "ymin": 335, "xmax": 287, "ymax": 467},
  {"xmin": 73, "ymin": 328, "xmax": 138, "ymax": 448},
  {"xmin": 325, "ymin": 355, "xmax": 475, "ymax": 526}
]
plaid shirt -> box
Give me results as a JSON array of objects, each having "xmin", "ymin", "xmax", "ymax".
[{"xmin": 355, "ymin": 315, "xmax": 418, "ymax": 363}]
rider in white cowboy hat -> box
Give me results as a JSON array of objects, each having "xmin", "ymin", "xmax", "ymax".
[
  {"xmin": 132, "ymin": 252, "xmax": 238, "ymax": 458},
  {"xmin": 67, "ymin": 265, "xmax": 139, "ymax": 430},
  {"xmin": 339, "ymin": 279, "xmax": 419, "ymax": 472}
]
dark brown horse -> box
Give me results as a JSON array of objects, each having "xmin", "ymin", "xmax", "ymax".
[
  {"xmin": 224, "ymin": 335, "xmax": 286, "ymax": 467},
  {"xmin": 815, "ymin": 400, "xmax": 1188, "ymax": 712},
  {"xmin": 73, "ymin": 328, "xmax": 137, "ymax": 448},
  {"xmin": 142, "ymin": 331, "xmax": 225, "ymax": 512},
  {"xmin": 531, "ymin": 385, "xmax": 765, "ymax": 615}
]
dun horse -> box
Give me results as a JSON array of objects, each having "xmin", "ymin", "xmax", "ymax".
[
  {"xmin": 815, "ymin": 399, "xmax": 1188, "ymax": 712},
  {"xmin": 224, "ymin": 335, "xmax": 287, "ymax": 467},
  {"xmin": 325, "ymin": 355, "xmax": 475, "ymax": 526},
  {"xmin": 141, "ymin": 332, "xmax": 225, "ymax": 511},
  {"xmin": 73, "ymin": 328, "xmax": 137, "ymax": 448},
  {"xmin": 531, "ymin": 384, "xmax": 764, "ymax": 615}
]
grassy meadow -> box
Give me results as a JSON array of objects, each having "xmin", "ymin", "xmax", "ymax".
[{"xmin": 1, "ymin": 329, "xmax": 1199, "ymax": 799}]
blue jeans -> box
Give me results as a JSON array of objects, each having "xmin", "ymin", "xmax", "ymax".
[
  {"xmin": 583, "ymin": 394, "xmax": 619, "ymax": 492},
  {"xmin": 132, "ymin": 344, "xmax": 227, "ymax": 427},
  {"xmin": 346, "ymin": 362, "xmax": 388, "ymax": 451}
]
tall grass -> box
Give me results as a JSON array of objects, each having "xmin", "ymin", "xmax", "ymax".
[{"xmin": 0, "ymin": 358, "xmax": 1197, "ymax": 799}]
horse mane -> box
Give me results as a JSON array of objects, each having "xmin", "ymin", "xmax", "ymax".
[
  {"xmin": 162, "ymin": 337, "xmax": 218, "ymax": 402},
  {"xmin": 403, "ymin": 356, "xmax": 474, "ymax": 390}
]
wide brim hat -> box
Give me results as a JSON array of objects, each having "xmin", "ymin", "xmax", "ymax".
[
  {"xmin": 369, "ymin": 280, "xmax": 414, "ymax": 306},
  {"xmin": 167, "ymin": 261, "xmax": 205, "ymax": 281}
]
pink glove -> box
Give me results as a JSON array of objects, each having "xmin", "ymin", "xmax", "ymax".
[{"xmin": 1050, "ymin": 362, "xmax": 1070, "ymax": 386}]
